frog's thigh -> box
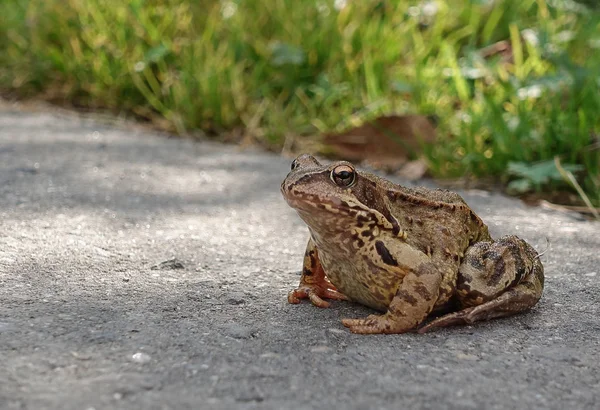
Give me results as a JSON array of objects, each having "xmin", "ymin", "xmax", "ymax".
[
  {"xmin": 342, "ymin": 262, "xmax": 442, "ymax": 334},
  {"xmin": 457, "ymin": 235, "xmax": 541, "ymax": 306},
  {"xmin": 418, "ymin": 235, "xmax": 544, "ymax": 333}
]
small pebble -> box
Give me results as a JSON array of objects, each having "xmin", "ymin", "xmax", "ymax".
[
  {"xmin": 150, "ymin": 258, "xmax": 185, "ymax": 270},
  {"xmin": 260, "ymin": 352, "xmax": 280, "ymax": 359},
  {"xmin": 223, "ymin": 324, "xmax": 255, "ymax": 339},
  {"xmin": 310, "ymin": 345, "xmax": 331, "ymax": 353},
  {"xmin": 226, "ymin": 292, "xmax": 246, "ymax": 305},
  {"xmin": 131, "ymin": 352, "xmax": 151, "ymax": 363},
  {"xmin": 456, "ymin": 353, "xmax": 478, "ymax": 361},
  {"xmin": 71, "ymin": 352, "xmax": 91, "ymax": 361},
  {"xmin": 325, "ymin": 327, "xmax": 347, "ymax": 344}
]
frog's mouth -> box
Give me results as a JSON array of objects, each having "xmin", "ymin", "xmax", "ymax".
[{"xmin": 284, "ymin": 190, "xmax": 371, "ymax": 221}]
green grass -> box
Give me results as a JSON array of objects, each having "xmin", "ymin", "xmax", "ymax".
[{"xmin": 1, "ymin": 0, "xmax": 599, "ymax": 206}]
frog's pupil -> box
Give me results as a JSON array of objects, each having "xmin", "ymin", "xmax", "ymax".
[
  {"xmin": 291, "ymin": 160, "xmax": 297, "ymax": 170},
  {"xmin": 330, "ymin": 166, "xmax": 355, "ymax": 186}
]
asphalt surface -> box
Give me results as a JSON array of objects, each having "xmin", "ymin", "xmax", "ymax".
[{"xmin": 0, "ymin": 105, "xmax": 599, "ymax": 410}]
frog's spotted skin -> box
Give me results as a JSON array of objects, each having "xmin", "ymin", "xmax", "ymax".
[{"xmin": 281, "ymin": 154, "xmax": 544, "ymax": 334}]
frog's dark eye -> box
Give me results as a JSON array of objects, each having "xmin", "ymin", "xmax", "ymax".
[
  {"xmin": 291, "ymin": 159, "xmax": 299, "ymax": 171},
  {"xmin": 331, "ymin": 164, "xmax": 356, "ymax": 187}
]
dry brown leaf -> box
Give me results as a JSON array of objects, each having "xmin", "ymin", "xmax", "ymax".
[
  {"xmin": 396, "ymin": 159, "xmax": 429, "ymax": 181},
  {"xmin": 322, "ymin": 115, "xmax": 436, "ymax": 170},
  {"xmin": 479, "ymin": 40, "xmax": 513, "ymax": 64}
]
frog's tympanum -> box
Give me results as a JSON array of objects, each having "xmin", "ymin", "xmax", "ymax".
[{"xmin": 281, "ymin": 154, "xmax": 544, "ymax": 334}]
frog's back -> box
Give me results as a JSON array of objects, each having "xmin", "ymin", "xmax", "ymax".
[
  {"xmin": 368, "ymin": 172, "xmax": 468, "ymax": 207},
  {"xmin": 398, "ymin": 186, "xmax": 468, "ymax": 205}
]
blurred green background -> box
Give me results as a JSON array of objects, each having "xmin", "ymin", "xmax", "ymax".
[{"xmin": 1, "ymin": 0, "xmax": 599, "ymax": 208}]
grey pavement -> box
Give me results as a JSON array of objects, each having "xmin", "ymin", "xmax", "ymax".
[{"xmin": 0, "ymin": 106, "xmax": 599, "ymax": 410}]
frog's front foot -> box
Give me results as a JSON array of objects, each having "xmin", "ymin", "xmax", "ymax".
[
  {"xmin": 342, "ymin": 314, "xmax": 416, "ymax": 334},
  {"xmin": 288, "ymin": 284, "xmax": 348, "ymax": 308}
]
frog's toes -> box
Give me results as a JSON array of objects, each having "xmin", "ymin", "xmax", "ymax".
[
  {"xmin": 307, "ymin": 291, "xmax": 331, "ymax": 308},
  {"xmin": 341, "ymin": 315, "xmax": 376, "ymax": 328},
  {"xmin": 288, "ymin": 285, "xmax": 348, "ymax": 308},
  {"xmin": 417, "ymin": 311, "xmax": 471, "ymax": 333},
  {"xmin": 341, "ymin": 315, "xmax": 400, "ymax": 334},
  {"xmin": 321, "ymin": 288, "xmax": 349, "ymax": 301},
  {"xmin": 288, "ymin": 287, "xmax": 328, "ymax": 308}
]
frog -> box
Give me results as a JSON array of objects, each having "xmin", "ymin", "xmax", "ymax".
[{"xmin": 280, "ymin": 154, "xmax": 544, "ymax": 334}]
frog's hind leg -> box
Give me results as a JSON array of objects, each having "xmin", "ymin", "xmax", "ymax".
[{"xmin": 418, "ymin": 235, "xmax": 544, "ymax": 333}]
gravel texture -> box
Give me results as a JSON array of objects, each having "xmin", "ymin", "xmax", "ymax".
[{"xmin": 1, "ymin": 106, "xmax": 599, "ymax": 410}]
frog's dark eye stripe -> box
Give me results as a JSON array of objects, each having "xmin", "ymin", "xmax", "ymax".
[
  {"xmin": 291, "ymin": 159, "xmax": 299, "ymax": 171},
  {"xmin": 331, "ymin": 164, "xmax": 356, "ymax": 187}
]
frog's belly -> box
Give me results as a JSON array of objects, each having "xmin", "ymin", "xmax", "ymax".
[{"xmin": 320, "ymin": 255, "xmax": 402, "ymax": 312}]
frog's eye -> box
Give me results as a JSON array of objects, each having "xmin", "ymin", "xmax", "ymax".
[
  {"xmin": 331, "ymin": 164, "xmax": 356, "ymax": 187},
  {"xmin": 291, "ymin": 159, "xmax": 299, "ymax": 171}
]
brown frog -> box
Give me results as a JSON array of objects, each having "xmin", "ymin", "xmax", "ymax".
[{"xmin": 281, "ymin": 154, "xmax": 544, "ymax": 334}]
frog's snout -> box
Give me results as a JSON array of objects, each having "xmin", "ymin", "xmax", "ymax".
[
  {"xmin": 280, "ymin": 180, "xmax": 288, "ymax": 196},
  {"xmin": 281, "ymin": 176, "xmax": 293, "ymax": 195}
]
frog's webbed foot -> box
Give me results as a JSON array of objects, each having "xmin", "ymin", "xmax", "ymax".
[
  {"xmin": 288, "ymin": 283, "xmax": 348, "ymax": 308},
  {"xmin": 417, "ymin": 306, "xmax": 479, "ymax": 333}
]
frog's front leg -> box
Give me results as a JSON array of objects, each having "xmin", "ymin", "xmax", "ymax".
[
  {"xmin": 288, "ymin": 238, "xmax": 348, "ymax": 308},
  {"xmin": 342, "ymin": 262, "xmax": 443, "ymax": 334}
]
